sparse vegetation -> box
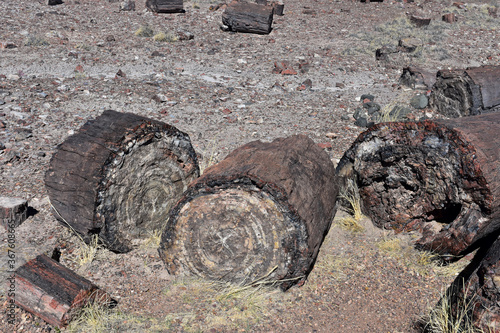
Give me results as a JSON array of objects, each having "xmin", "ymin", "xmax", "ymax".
[
  {"xmin": 337, "ymin": 178, "xmax": 365, "ymax": 233},
  {"xmin": 420, "ymin": 281, "xmax": 485, "ymax": 333},
  {"xmin": 142, "ymin": 229, "xmax": 162, "ymax": 249},
  {"xmin": 78, "ymin": 233, "xmax": 100, "ymax": 266},
  {"xmin": 134, "ymin": 25, "xmax": 154, "ymax": 37}
]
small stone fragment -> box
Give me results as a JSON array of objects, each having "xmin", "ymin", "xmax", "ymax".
[{"xmin": 1, "ymin": 197, "xmax": 28, "ymax": 229}]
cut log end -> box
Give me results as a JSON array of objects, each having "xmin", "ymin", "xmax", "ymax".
[
  {"xmin": 97, "ymin": 131, "xmax": 198, "ymax": 252},
  {"xmin": 159, "ymin": 135, "xmax": 338, "ymax": 290},
  {"xmin": 337, "ymin": 118, "xmax": 497, "ymax": 257},
  {"xmin": 160, "ymin": 186, "xmax": 306, "ymax": 285},
  {"xmin": 45, "ymin": 110, "xmax": 199, "ymax": 253}
]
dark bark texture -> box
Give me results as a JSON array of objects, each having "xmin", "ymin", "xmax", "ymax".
[
  {"xmin": 45, "ymin": 110, "xmax": 199, "ymax": 253},
  {"xmin": 430, "ymin": 65, "xmax": 500, "ymax": 117},
  {"xmin": 222, "ymin": 1, "xmax": 274, "ymax": 34},
  {"xmin": 146, "ymin": 0, "xmax": 184, "ymax": 13},
  {"xmin": 159, "ymin": 135, "xmax": 339, "ymax": 290},
  {"xmin": 12, "ymin": 254, "xmax": 110, "ymax": 328},
  {"xmin": 447, "ymin": 236, "xmax": 500, "ymax": 332},
  {"xmin": 337, "ymin": 113, "xmax": 500, "ymax": 258}
]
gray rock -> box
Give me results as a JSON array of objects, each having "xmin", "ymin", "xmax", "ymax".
[
  {"xmin": 120, "ymin": 0, "xmax": 135, "ymax": 11},
  {"xmin": 410, "ymin": 94, "xmax": 428, "ymax": 109}
]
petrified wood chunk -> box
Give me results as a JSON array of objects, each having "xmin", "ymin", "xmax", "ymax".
[
  {"xmin": 45, "ymin": 110, "xmax": 199, "ymax": 253},
  {"xmin": 159, "ymin": 135, "xmax": 339, "ymax": 290},
  {"xmin": 447, "ymin": 235, "xmax": 500, "ymax": 332},
  {"xmin": 12, "ymin": 254, "xmax": 111, "ymax": 328},
  {"xmin": 430, "ymin": 65, "xmax": 500, "ymax": 117},
  {"xmin": 1, "ymin": 197, "xmax": 28, "ymax": 229},
  {"xmin": 337, "ymin": 113, "xmax": 500, "ymax": 258},
  {"xmin": 399, "ymin": 66, "xmax": 437, "ymax": 90},
  {"xmin": 146, "ymin": 0, "xmax": 184, "ymax": 13},
  {"xmin": 222, "ymin": 1, "xmax": 274, "ymax": 34}
]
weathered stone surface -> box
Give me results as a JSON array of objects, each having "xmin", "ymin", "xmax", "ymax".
[{"xmin": 0, "ymin": 197, "xmax": 28, "ymax": 229}]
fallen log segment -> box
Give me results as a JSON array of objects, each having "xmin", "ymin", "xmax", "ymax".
[
  {"xmin": 159, "ymin": 135, "xmax": 339, "ymax": 290},
  {"xmin": 222, "ymin": 1, "xmax": 274, "ymax": 34},
  {"xmin": 430, "ymin": 65, "xmax": 500, "ymax": 117},
  {"xmin": 11, "ymin": 254, "xmax": 111, "ymax": 328},
  {"xmin": 146, "ymin": 0, "xmax": 184, "ymax": 13},
  {"xmin": 337, "ymin": 113, "xmax": 500, "ymax": 258},
  {"xmin": 448, "ymin": 235, "xmax": 500, "ymax": 332},
  {"xmin": 45, "ymin": 110, "xmax": 199, "ymax": 253}
]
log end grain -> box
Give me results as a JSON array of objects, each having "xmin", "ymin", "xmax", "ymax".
[
  {"xmin": 45, "ymin": 110, "xmax": 200, "ymax": 253},
  {"xmin": 159, "ymin": 135, "xmax": 339, "ymax": 290},
  {"xmin": 337, "ymin": 116, "xmax": 500, "ymax": 257}
]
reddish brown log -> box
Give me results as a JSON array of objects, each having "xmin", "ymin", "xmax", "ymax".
[
  {"xmin": 45, "ymin": 110, "xmax": 199, "ymax": 253},
  {"xmin": 446, "ymin": 235, "xmax": 500, "ymax": 332},
  {"xmin": 222, "ymin": 1, "xmax": 274, "ymax": 34},
  {"xmin": 158, "ymin": 135, "xmax": 339, "ymax": 290},
  {"xmin": 430, "ymin": 65, "xmax": 500, "ymax": 117},
  {"xmin": 337, "ymin": 113, "xmax": 500, "ymax": 258},
  {"xmin": 11, "ymin": 254, "xmax": 111, "ymax": 328},
  {"xmin": 146, "ymin": 0, "xmax": 184, "ymax": 13}
]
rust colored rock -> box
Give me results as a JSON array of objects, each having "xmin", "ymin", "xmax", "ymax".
[
  {"xmin": 45, "ymin": 110, "xmax": 199, "ymax": 253},
  {"xmin": 430, "ymin": 65, "xmax": 500, "ymax": 117},
  {"xmin": 159, "ymin": 135, "xmax": 339, "ymax": 290},
  {"xmin": 222, "ymin": 1, "xmax": 274, "ymax": 34},
  {"xmin": 337, "ymin": 113, "xmax": 500, "ymax": 258},
  {"xmin": 11, "ymin": 254, "xmax": 111, "ymax": 328},
  {"xmin": 442, "ymin": 13, "xmax": 457, "ymax": 23}
]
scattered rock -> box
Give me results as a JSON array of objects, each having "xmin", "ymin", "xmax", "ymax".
[
  {"xmin": 398, "ymin": 37, "xmax": 422, "ymax": 53},
  {"xmin": 410, "ymin": 94, "xmax": 428, "ymax": 109},
  {"xmin": 408, "ymin": 14, "xmax": 431, "ymax": 27},
  {"xmin": 120, "ymin": 0, "xmax": 135, "ymax": 11},
  {"xmin": 47, "ymin": 0, "xmax": 63, "ymax": 5},
  {"xmin": 442, "ymin": 13, "xmax": 457, "ymax": 23},
  {"xmin": 0, "ymin": 42, "xmax": 17, "ymax": 49}
]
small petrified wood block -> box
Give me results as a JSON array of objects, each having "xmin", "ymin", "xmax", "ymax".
[
  {"xmin": 45, "ymin": 110, "xmax": 199, "ymax": 253},
  {"xmin": 430, "ymin": 65, "xmax": 500, "ymax": 117},
  {"xmin": 159, "ymin": 135, "xmax": 339, "ymax": 290},
  {"xmin": 12, "ymin": 254, "xmax": 111, "ymax": 328},
  {"xmin": 337, "ymin": 113, "xmax": 500, "ymax": 258},
  {"xmin": 0, "ymin": 197, "xmax": 28, "ymax": 229},
  {"xmin": 222, "ymin": 1, "xmax": 274, "ymax": 34},
  {"xmin": 146, "ymin": 0, "xmax": 184, "ymax": 13}
]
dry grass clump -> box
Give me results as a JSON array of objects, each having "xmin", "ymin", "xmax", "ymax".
[
  {"xmin": 78, "ymin": 233, "xmax": 101, "ymax": 266},
  {"xmin": 337, "ymin": 178, "xmax": 365, "ymax": 233},
  {"xmin": 141, "ymin": 229, "xmax": 162, "ymax": 249},
  {"xmin": 134, "ymin": 25, "xmax": 154, "ymax": 37},
  {"xmin": 420, "ymin": 281, "xmax": 485, "ymax": 333},
  {"xmin": 153, "ymin": 31, "xmax": 178, "ymax": 42},
  {"xmin": 161, "ymin": 273, "xmax": 283, "ymax": 332}
]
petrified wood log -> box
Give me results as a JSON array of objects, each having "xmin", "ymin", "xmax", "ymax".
[
  {"xmin": 430, "ymin": 65, "xmax": 500, "ymax": 117},
  {"xmin": 146, "ymin": 0, "xmax": 184, "ymax": 13},
  {"xmin": 11, "ymin": 254, "xmax": 111, "ymax": 328},
  {"xmin": 45, "ymin": 110, "xmax": 199, "ymax": 253},
  {"xmin": 447, "ymin": 235, "xmax": 500, "ymax": 332},
  {"xmin": 159, "ymin": 135, "xmax": 339, "ymax": 290},
  {"xmin": 222, "ymin": 1, "xmax": 274, "ymax": 34},
  {"xmin": 337, "ymin": 113, "xmax": 500, "ymax": 258}
]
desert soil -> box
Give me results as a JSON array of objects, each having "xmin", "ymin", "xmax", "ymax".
[{"xmin": 1, "ymin": 0, "xmax": 499, "ymax": 332}]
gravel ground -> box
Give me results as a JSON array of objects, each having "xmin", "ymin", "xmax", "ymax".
[{"xmin": 1, "ymin": 0, "xmax": 499, "ymax": 332}]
